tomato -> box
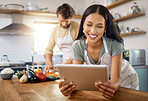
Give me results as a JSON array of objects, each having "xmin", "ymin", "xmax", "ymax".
[{"xmin": 36, "ymin": 72, "xmax": 47, "ymax": 82}]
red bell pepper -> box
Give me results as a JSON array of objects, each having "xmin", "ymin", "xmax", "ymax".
[{"xmin": 36, "ymin": 72, "xmax": 47, "ymax": 82}]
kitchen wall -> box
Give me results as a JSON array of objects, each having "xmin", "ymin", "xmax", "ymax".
[
  {"xmin": 84, "ymin": 0, "xmax": 105, "ymax": 9},
  {"xmin": 104, "ymin": 0, "xmax": 148, "ymax": 64},
  {"xmin": 0, "ymin": 35, "xmax": 34, "ymax": 63}
]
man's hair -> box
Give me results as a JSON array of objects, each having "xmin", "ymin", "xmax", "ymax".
[{"xmin": 56, "ymin": 3, "xmax": 75, "ymax": 19}]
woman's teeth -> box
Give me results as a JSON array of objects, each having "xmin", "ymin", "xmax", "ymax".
[{"xmin": 89, "ymin": 34, "xmax": 97, "ymax": 38}]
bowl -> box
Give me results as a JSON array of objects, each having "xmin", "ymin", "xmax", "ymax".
[
  {"xmin": 5, "ymin": 4, "xmax": 24, "ymax": 10},
  {"xmin": 0, "ymin": 73, "xmax": 14, "ymax": 80}
]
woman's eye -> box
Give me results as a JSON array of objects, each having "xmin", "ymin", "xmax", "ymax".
[
  {"xmin": 86, "ymin": 24, "xmax": 92, "ymax": 26},
  {"xmin": 97, "ymin": 26, "xmax": 103, "ymax": 28}
]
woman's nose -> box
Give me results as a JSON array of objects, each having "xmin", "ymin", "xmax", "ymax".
[{"xmin": 90, "ymin": 27, "xmax": 97, "ymax": 34}]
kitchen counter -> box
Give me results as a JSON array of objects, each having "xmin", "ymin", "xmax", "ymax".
[
  {"xmin": 0, "ymin": 65, "xmax": 44, "ymax": 73},
  {"xmin": 0, "ymin": 77, "xmax": 148, "ymax": 101}
]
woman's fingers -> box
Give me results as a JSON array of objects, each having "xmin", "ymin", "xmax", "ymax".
[
  {"xmin": 59, "ymin": 81, "xmax": 76, "ymax": 96},
  {"xmin": 95, "ymin": 82, "xmax": 117, "ymax": 99},
  {"xmin": 102, "ymin": 93, "xmax": 112, "ymax": 99},
  {"xmin": 100, "ymin": 83, "xmax": 116, "ymax": 94},
  {"xmin": 59, "ymin": 79, "xmax": 65, "ymax": 88},
  {"xmin": 60, "ymin": 82, "xmax": 73, "ymax": 92},
  {"xmin": 101, "ymin": 82, "xmax": 116, "ymax": 90},
  {"xmin": 97, "ymin": 82, "xmax": 116, "ymax": 92},
  {"xmin": 62, "ymin": 85, "xmax": 76, "ymax": 96},
  {"xmin": 99, "ymin": 87, "xmax": 114, "ymax": 98}
]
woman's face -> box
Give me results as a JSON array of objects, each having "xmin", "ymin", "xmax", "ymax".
[{"xmin": 83, "ymin": 13, "xmax": 106, "ymax": 43}]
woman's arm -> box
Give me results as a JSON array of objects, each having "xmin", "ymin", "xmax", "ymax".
[
  {"xmin": 110, "ymin": 54, "xmax": 122, "ymax": 84},
  {"xmin": 95, "ymin": 54, "xmax": 122, "ymax": 99},
  {"xmin": 73, "ymin": 59, "xmax": 83, "ymax": 64},
  {"xmin": 64, "ymin": 58, "xmax": 73, "ymax": 64},
  {"xmin": 64, "ymin": 58, "xmax": 83, "ymax": 64}
]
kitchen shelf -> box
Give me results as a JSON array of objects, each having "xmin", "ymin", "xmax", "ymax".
[
  {"xmin": 120, "ymin": 31, "xmax": 146, "ymax": 37},
  {"xmin": 106, "ymin": 0, "xmax": 133, "ymax": 9},
  {"xmin": 0, "ymin": 9, "xmax": 82, "ymax": 19},
  {"xmin": 113, "ymin": 12, "xmax": 145, "ymax": 22}
]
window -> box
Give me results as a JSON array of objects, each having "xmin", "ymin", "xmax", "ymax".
[{"xmin": 34, "ymin": 21, "xmax": 60, "ymax": 55}]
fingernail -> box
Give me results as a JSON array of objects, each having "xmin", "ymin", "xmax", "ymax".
[
  {"xmin": 72, "ymin": 85, "xmax": 75, "ymax": 88},
  {"xmin": 95, "ymin": 82, "xmax": 98, "ymax": 85},
  {"xmin": 98, "ymin": 82, "xmax": 101, "ymax": 84},
  {"xmin": 70, "ymin": 82, "xmax": 73, "ymax": 84}
]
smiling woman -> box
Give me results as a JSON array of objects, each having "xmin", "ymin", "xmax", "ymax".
[
  {"xmin": 59, "ymin": 4, "xmax": 139, "ymax": 99},
  {"xmin": 33, "ymin": 21, "xmax": 60, "ymax": 54}
]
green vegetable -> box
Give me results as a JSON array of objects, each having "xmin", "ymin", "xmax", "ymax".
[
  {"xmin": 46, "ymin": 76, "xmax": 60, "ymax": 81},
  {"xmin": 17, "ymin": 71, "xmax": 25, "ymax": 79}
]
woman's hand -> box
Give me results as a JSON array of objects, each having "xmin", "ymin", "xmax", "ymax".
[
  {"xmin": 59, "ymin": 79, "xmax": 76, "ymax": 97},
  {"xmin": 95, "ymin": 81, "xmax": 120, "ymax": 99}
]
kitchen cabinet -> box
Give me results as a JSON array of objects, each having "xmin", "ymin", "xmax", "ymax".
[
  {"xmin": 134, "ymin": 66, "xmax": 148, "ymax": 92},
  {"xmin": 0, "ymin": 9, "xmax": 82, "ymax": 19},
  {"xmin": 106, "ymin": 0, "xmax": 146, "ymax": 37}
]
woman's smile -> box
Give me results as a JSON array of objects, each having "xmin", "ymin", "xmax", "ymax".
[{"xmin": 88, "ymin": 34, "xmax": 98, "ymax": 40}]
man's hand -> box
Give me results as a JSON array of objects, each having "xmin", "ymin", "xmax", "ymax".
[
  {"xmin": 43, "ymin": 64, "xmax": 56, "ymax": 74},
  {"xmin": 44, "ymin": 54, "xmax": 57, "ymax": 74}
]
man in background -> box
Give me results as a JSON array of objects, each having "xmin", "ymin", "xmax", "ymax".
[{"xmin": 44, "ymin": 3, "xmax": 79, "ymax": 73}]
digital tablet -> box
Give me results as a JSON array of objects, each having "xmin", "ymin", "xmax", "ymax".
[{"xmin": 56, "ymin": 64, "xmax": 109, "ymax": 91}]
